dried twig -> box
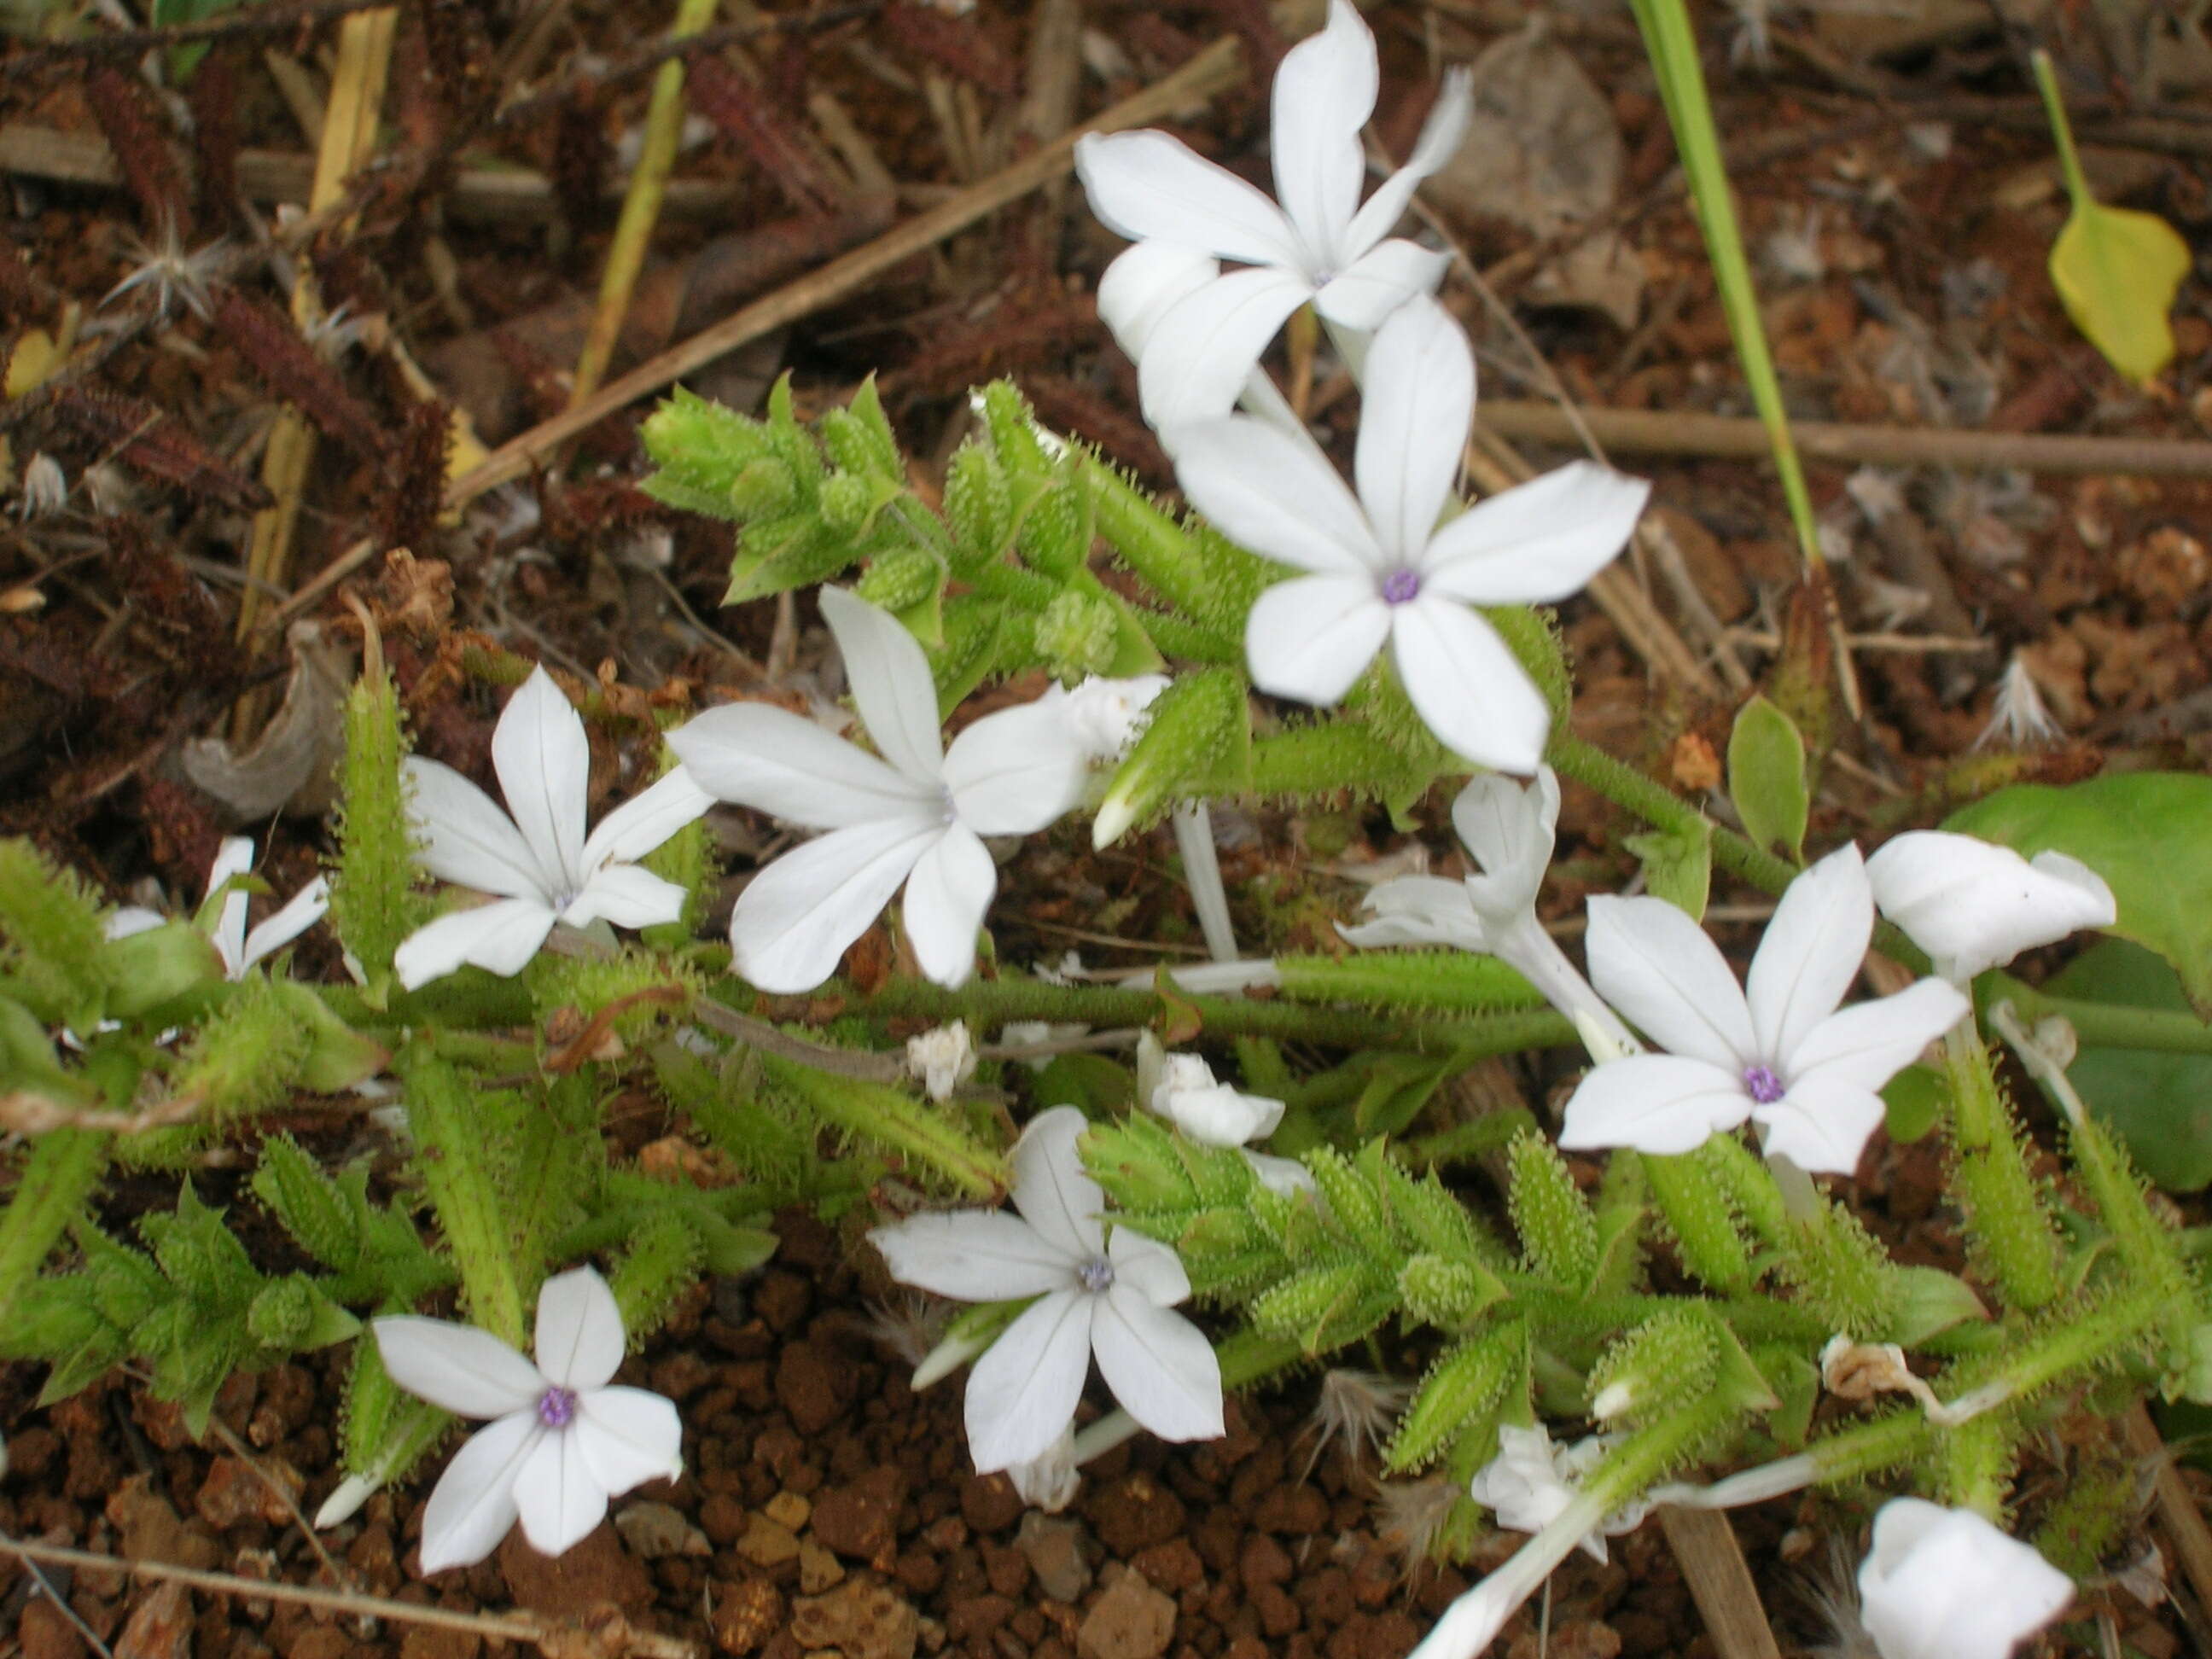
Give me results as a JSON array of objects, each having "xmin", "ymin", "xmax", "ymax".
[
  {"xmin": 1657, "ymin": 1506, "xmax": 1785, "ymax": 1659},
  {"xmin": 0, "ymin": 1534, "xmax": 700, "ymax": 1659},
  {"xmin": 445, "ymin": 35, "xmax": 1247, "ymax": 506},
  {"xmin": 1476, "ymin": 400, "xmax": 2212, "ymax": 480}
]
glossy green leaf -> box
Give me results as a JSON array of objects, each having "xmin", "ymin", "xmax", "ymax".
[
  {"xmin": 2043, "ymin": 940, "xmax": 2212, "ymax": 1193},
  {"xmin": 1726, "ymin": 695, "xmax": 1807, "ymax": 863},
  {"xmin": 1945, "ymin": 772, "xmax": 2212, "ymax": 1015}
]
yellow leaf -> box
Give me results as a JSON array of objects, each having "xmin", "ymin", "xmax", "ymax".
[
  {"xmin": 2034, "ymin": 48, "xmax": 2191, "ymax": 387},
  {"xmin": 2050, "ymin": 200, "xmax": 2191, "ymax": 387}
]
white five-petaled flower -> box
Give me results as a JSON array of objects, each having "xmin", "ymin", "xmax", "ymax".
[
  {"xmin": 1468, "ymin": 1424, "xmax": 1650, "ymax": 1565},
  {"xmin": 1558, "ymin": 845, "xmax": 1970, "ymax": 1174},
  {"xmin": 393, "ymin": 667, "xmax": 713, "ymax": 990},
  {"xmin": 108, "ymin": 835, "xmax": 329, "ymax": 981},
  {"xmin": 868, "ymin": 1106, "xmax": 1224, "ymax": 1474},
  {"xmin": 1170, "ymin": 297, "xmax": 1650, "ymax": 773},
  {"xmin": 1866, "ymin": 830, "xmax": 2116, "ymax": 986},
  {"xmin": 1856, "ymin": 1499, "xmax": 2073, "ymax": 1659},
  {"xmin": 1075, "ymin": 0, "xmax": 1471, "ymax": 424},
  {"xmin": 667, "ymin": 588, "xmax": 1091, "ymax": 992},
  {"xmin": 372, "ymin": 1266, "xmax": 683, "ymax": 1574}
]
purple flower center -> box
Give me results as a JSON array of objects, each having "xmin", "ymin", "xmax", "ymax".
[
  {"xmin": 1381, "ymin": 568, "xmax": 1422, "ymax": 606},
  {"xmin": 1742, "ymin": 1064, "xmax": 1785, "ymax": 1105},
  {"xmin": 1077, "ymin": 1256, "xmax": 1115, "ymax": 1294},
  {"xmin": 536, "ymin": 1386, "xmax": 578, "ymax": 1429}
]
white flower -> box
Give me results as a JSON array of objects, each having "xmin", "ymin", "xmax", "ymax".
[
  {"xmin": 108, "ymin": 835, "xmax": 329, "ymax": 981},
  {"xmin": 1857, "ymin": 1499, "xmax": 2073, "ymax": 1659},
  {"xmin": 1058, "ymin": 673, "xmax": 1171, "ymax": 760},
  {"xmin": 1558, "ymin": 845, "xmax": 1970, "ymax": 1174},
  {"xmin": 1136, "ymin": 1033, "xmax": 1286, "ymax": 1148},
  {"xmin": 667, "ymin": 588, "xmax": 1091, "ymax": 992},
  {"xmin": 1170, "ymin": 297, "xmax": 1649, "ymax": 772},
  {"xmin": 372, "ymin": 1266, "xmax": 683, "ymax": 1574},
  {"xmin": 393, "ymin": 667, "xmax": 712, "ymax": 989},
  {"xmin": 1075, "ymin": 0, "xmax": 1471, "ymax": 422},
  {"xmin": 906, "ymin": 1022, "xmax": 977, "ymax": 1101},
  {"xmin": 1468, "ymin": 1424, "xmax": 1650, "ymax": 1564},
  {"xmin": 1866, "ymin": 831, "xmax": 2115, "ymax": 985},
  {"xmin": 1452, "ymin": 768, "xmax": 1558, "ymax": 933},
  {"xmin": 868, "ymin": 1105, "xmax": 1224, "ymax": 1473},
  {"xmin": 18, "ymin": 453, "xmax": 66, "ymax": 519}
]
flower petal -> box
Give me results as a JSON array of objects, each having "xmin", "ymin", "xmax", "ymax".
[
  {"xmin": 1097, "ymin": 242, "xmax": 1220, "ymax": 361},
  {"xmin": 238, "ymin": 876, "xmax": 329, "ymax": 974},
  {"xmin": 393, "ymin": 898, "xmax": 558, "ymax": 990},
  {"xmin": 1354, "ymin": 297, "xmax": 1471, "ymax": 567},
  {"xmin": 572, "ymin": 1386, "xmax": 684, "ymax": 1498},
  {"xmin": 1790, "ymin": 977, "xmax": 1970, "ymax": 1095},
  {"xmin": 1010, "ymin": 1105, "xmax": 1106, "ymax": 1260},
  {"xmin": 533, "ymin": 1266, "xmax": 626, "ymax": 1393},
  {"xmin": 405, "ymin": 758, "xmax": 552, "ymax": 899},
  {"xmin": 727, "ymin": 818, "xmax": 940, "ymax": 993},
  {"xmin": 1746, "ymin": 844, "xmax": 1873, "ymax": 1066},
  {"xmin": 1172, "ymin": 415, "xmax": 1380, "ymax": 575},
  {"xmin": 1150, "ymin": 1080, "xmax": 1284, "ymax": 1148},
  {"xmin": 1140, "ymin": 266, "xmax": 1318, "ymax": 432},
  {"xmin": 492, "ymin": 667, "xmax": 591, "ymax": 893},
  {"xmin": 1585, "ymin": 894, "xmax": 1755, "ymax": 1069},
  {"xmin": 509, "ymin": 1420, "xmax": 608, "ymax": 1559},
  {"xmin": 1755, "ymin": 1073, "xmax": 1888, "ymax": 1177},
  {"xmin": 1338, "ymin": 876, "xmax": 1490, "ymax": 952},
  {"xmin": 374, "ymin": 1315, "xmax": 545, "ymax": 1419},
  {"xmin": 1557, "ymin": 1054, "xmax": 1753, "ymax": 1155},
  {"xmin": 1092, "ymin": 1288, "xmax": 1223, "ymax": 1443},
  {"xmin": 1389, "ymin": 597, "xmax": 1550, "ymax": 772},
  {"xmin": 1453, "ymin": 768, "xmax": 1557, "ymax": 928},
  {"xmin": 902, "ymin": 823, "xmax": 998, "ymax": 988},
  {"xmin": 208, "ymin": 836, "xmax": 255, "ymax": 974},
  {"xmin": 579, "ymin": 765, "xmax": 715, "ymax": 872},
  {"xmin": 870, "ymin": 1211, "xmax": 1076, "ymax": 1301},
  {"xmin": 561, "ymin": 864, "xmax": 689, "ymax": 931},
  {"xmin": 1421, "ymin": 463, "xmax": 1650, "ymax": 603},
  {"xmin": 416, "ymin": 1412, "xmax": 538, "ymax": 1574},
  {"xmin": 1073, "ymin": 131, "xmax": 1305, "ymax": 267},
  {"xmin": 1866, "ymin": 832, "xmax": 2116, "ymax": 983},
  {"xmin": 943, "ymin": 701, "xmax": 1091, "ymax": 835},
  {"xmin": 1269, "ymin": 0, "xmax": 1376, "ymax": 266},
  {"xmin": 1108, "ymin": 1227, "xmax": 1192, "ymax": 1307},
  {"xmin": 1860, "ymin": 1499, "xmax": 2074, "ymax": 1659},
  {"xmin": 1342, "ymin": 67, "xmax": 1474, "ymax": 258},
  {"xmin": 963, "ymin": 1290, "xmax": 1095, "ymax": 1473},
  {"xmin": 818, "ymin": 586, "xmax": 946, "ymax": 789},
  {"xmin": 1313, "ymin": 237, "xmax": 1452, "ymax": 331},
  {"xmin": 1245, "ymin": 575, "xmax": 1391, "ymax": 707},
  {"xmin": 667, "ymin": 702, "xmax": 934, "ymax": 830}
]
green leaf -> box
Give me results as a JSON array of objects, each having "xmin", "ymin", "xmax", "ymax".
[
  {"xmin": 1881, "ymin": 1063, "xmax": 1943, "ymax": 1146},
  {"xmin": 1623, "ymin": 817, "xmax": 1713, "ymax": 921},
  {"xmin": 1726, "ymin": 696, "xmax": 1807, "ymax": 862},
  {"xmin": 1944, "ymin": 772, "xmax": 2212, "ymax": 1015},
  {"xmin": 2043, "ymin": 940, "xmax": 2212, "ymax": 1193},
  {"xmin": 2035, "ymin": 50, "xmax": 2190, "ymax": 386}
]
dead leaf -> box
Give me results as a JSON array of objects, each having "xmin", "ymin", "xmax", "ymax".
[
  {"xmin": 179, "ymin": 621, "xmax": 353, "ymax": 822},
  {"xmin": 1424, "ymin": 22, "xmax": 1641, "ymax": 326}
]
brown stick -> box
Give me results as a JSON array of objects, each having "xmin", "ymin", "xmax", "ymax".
[
  {"xmin": 0, "ymin": 1534, "xmax": 700, "ymax": 1658},
  {"xmin": 1656, "ymin": 1506, "xmax": 1785, "ymax": 1659},
  {"xmin": 1476, "ymin": 400, "xmax": 2212, "ymax": 480},
  {"xmin": 2122, "ymin": 1402, "xmax": 2212, "ymax": 1617},
  {"xmin": 442, "ymin": 36, "xmax": 1245, "ymax": 508}
]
